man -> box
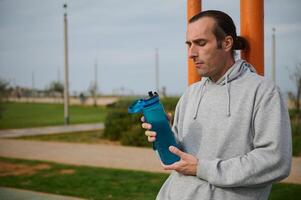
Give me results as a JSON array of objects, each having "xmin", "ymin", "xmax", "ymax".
[{"xmin": 142, "ymin": 10, "xmax": 292, "ymax": 200}]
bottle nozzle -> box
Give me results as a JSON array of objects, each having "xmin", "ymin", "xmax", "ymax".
[{"xmin": 148, "ymin": 91, "xmax": 154, "ymax": 97}]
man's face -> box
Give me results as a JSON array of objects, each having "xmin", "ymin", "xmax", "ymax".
[{"xmin": 186, "ymin": 17, "xmax": 231, "ymax": 82}]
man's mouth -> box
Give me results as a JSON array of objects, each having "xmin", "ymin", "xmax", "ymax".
[{"xmin": 194, "ymin": 62, "xmax": 204, "ymax": 69}]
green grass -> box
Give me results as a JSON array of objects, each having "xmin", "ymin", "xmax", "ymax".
[
  {"xmin": 16, "ymin": 130, "xmax": 120, "ymax": 145},
  {"xmin": 0, "ymin": 157, "xmax": 300, "ymax": 200},
  {"xmin": 0, "ymin": 102, "xmax": 108, "ymax": 130},
  {"xmin": 269, "ymin": 183, "xmax": 301, "ymax": 200},
  {"xmin": 0, "ymin": 157, "xmax": 168, "ymax": 200},
  {"xmin": 292, "ymin": 121, "xmax": 301, "ymax": 156}
]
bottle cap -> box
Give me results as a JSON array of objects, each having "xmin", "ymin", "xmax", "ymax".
[{"xmin": 128, "ymin": 92, "xmax": 159, "ymax": 113}]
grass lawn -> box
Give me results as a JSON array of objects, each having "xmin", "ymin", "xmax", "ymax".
[
  {"xmin": 16, "ymin": 130, "xmax": 120, "ymax": 145},
  {"xmin": 0, "ymin": 157, "xmax": 300, "ymax": 200},
  {"xmin": 0, "ymin": 102, "xmax": 108, "ymax": 130},
  {"xmin": 0, "ymin": 157, "xmax": 167, "ymax": 200},
  {"xmin": 292, "ymin": 121, "xmax": 301, "ymax": 156},
  {"xmin": 269, "ymin": 183, "xmax": 301, "ymax": 200}
]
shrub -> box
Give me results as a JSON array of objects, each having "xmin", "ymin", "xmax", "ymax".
[
  {"xmin": 292, "ymin": 122, "xmax": 301, "ymax": 156},
  {"xmin": 103, "ymin": 97, "xmax": 180, "ymax": 146},
  {"xmin": 106, "ymin": 98, "xmax": 137, "ymax": 109},
  {"xmin": 289, "ymin": 109, "xmax": 301, "ymax": 120},
  {"xmin": 161, "ymin": 97, "xmax": 179, "ymax": 113},
  {"xmin": 103, "ymin": 109, "xmax": 129, "ymax": 140},
  {"xmin": 121, "ymin": 124, "xmax": 151, "ymax": 147}
]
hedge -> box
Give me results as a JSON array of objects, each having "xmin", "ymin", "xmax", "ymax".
[{"xmin": 103, "ymin": 97, "xmax": 180, "ymax": 147}]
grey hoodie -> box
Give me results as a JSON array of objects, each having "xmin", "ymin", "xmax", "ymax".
[{"xmin": 156, "ymin": 60, "xmax": 292, "ymax": 200}]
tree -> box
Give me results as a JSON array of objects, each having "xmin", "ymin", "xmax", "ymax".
[
  {"xmin": 88, "ymin": 81, "xmax": 97, "ymax": 107},
  {"xmin": 0, "ymin": 79, "xmax": 9, "ymax": 119},
  {"xmin": 0, "ymin": 80, "xmax": 9, "ymax": 97},
  {"xmin": 288, "ymin": 63, "xmax": 301, "ymax": 112},
  {"xmin": 47, "ymin": 81, "xmax": 64, "ymax": 97}
]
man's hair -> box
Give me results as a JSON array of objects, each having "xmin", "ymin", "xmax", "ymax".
[{"xmin": 189, "ymin": 10, "xmax": 247, "ymax": 55}]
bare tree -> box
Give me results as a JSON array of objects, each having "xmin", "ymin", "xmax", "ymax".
[
  {"xmin": 288, "ymin": 62, "xmax": 301, "ymax": 111},
  {"xmin": 88, "ymin": 81, "xmax": 97, "ymax": 107},
  {"xmin": 47, "ymin": 81, "xmax": 64, "ymax": 98},
  {"xmin": 0, "ymin": 79, "xmax": 10, "ymax": 119}
]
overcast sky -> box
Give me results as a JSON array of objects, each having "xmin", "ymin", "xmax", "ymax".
[{"xmin": 0, "ymin": 0, "xmax": 300, "ymax": 96}]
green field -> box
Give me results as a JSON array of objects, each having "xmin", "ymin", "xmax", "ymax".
[
  {"xmin": 0, "ymin": 102, "xmax": 108, "ymax": 129},
  {"xmin": 269, "ymin": 183, "xmax": 301, "ymax": 200},
  {"xmin": 16, "ymin": 130, "xmax": 120, "ymax": 145},
  {"xmin": 0, "ymin": 157, "xmax": 300, "ymax": 200},
  {"xmin": 0, "ymin": 157, "xmax": 167, "ymax": 200}
]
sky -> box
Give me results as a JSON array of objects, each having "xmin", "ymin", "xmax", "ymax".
[{"xmin": 0, "ymin": 0, "xmax": 301, "ymax": 97}]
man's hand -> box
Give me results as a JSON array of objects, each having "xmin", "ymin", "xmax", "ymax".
[
  {"xmin": 141, "ymin": 117, "xmax": 157, "ymax": 142},
  {"xmin": 141, "ymin": 112, "xmax": 173, "ymax": 143},
  {"xmin": 163, "ymin": 146, "xmax": 198, "ymax": 176}
]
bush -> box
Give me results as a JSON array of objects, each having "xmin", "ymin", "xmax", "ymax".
[
  {"xmin": 103, "ymin": 109, "xmax": 131, "ymax": 140},
  {"xmin": 289, "ymin": 109, "xmax": 301, "ymax": 120},
  {"xmin": 121, "ymin": 124, "xmax": 151, "ymax": 147},
  {"xmin": 292, "ymin": 122, "xmax": 301, "ymax": 156},
  {"xmin": 104, "ymin": 99, "xmax": 137, "ymax": 140},
  {"xmin": 161, "ymin": 97, "xmax": 179, "ymax": 113},
  {"xmin": 103, "ymin": 97, "xmax": 180, "ymax": 147},
  {"xmin": 106, "ymin": 98, "xmax": 137, "ymax": 109}
]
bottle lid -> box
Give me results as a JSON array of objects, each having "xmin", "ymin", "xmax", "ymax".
[{"xmin": 128, "ymin": 92, "xmax": 159, "ymax": 113}]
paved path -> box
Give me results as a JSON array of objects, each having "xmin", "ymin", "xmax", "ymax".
[
  {"xmin": 0, "ymin": 187, "xmax": 85, "ymax": 200},
  {"xmin": 0, "ymin": 139, "xmax": 165, "ymax": 173},
  {"xmin": 1, "ymin": 139, "xmax": 300, "ymax": 184},
  {"xmin": 282, "ymin": 157, "xmax": 301, "ymax": 184},
  {"xmin": 0, "ymin": 123, "xmax": 104, "ymax": 138}
]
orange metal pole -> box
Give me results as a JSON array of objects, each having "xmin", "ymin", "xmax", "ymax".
[
  {"xmin": 240, "ymin": 0, "xmax": 264, "ymax": 76},
  {"xmin": 187, "ymin": 0, "xmax": 202, "ymax": 85}
]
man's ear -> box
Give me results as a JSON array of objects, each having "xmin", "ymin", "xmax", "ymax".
[{"xmin": 223, "ymin": 36, "xmax": 233, "ymax": 52}]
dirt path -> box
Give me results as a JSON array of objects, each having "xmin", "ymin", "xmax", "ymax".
[
  {"xmin": 282, "ymin": 157, "xmax": 301, "ymax": 184},
  {"xmin": 0, "ymin": 139, "xmax": 165, "ymax": 173},
  {"xmin": 0, "ymin": 139, "xmax": 300, "ymax": 184},
  {"xmin": 0, "ymin": 123, "xmax": 104, "ymax": 138},
  {"xmin": 0, "ymin": 187, "xmax": 85, "ymax": 200}
]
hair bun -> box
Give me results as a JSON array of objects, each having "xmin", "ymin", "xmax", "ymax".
[{"xmin": 233, "ymin": 36, "xmax": 248, "ymax": 50}]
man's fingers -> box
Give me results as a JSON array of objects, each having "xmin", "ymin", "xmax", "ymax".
[
  {"xmin": 169, "ymin": 146, "xmax": 185, "ymax": 158},
  {"xmin": 163, "ymin": 162, "xmax": 179, "ymax": 170},
  {"xmin": 148, "ymin": 136, "xmax": 156, "ymax": 142},
  {"xmin": 141, "ymin": 116, "xmax": 145, "ymax": 122},
  {"xmin": 142, "ymin": 123, "xmax": 152, "ymax": 130},
  {"xmin": 145, "ymin": 130, "xmax": 156, "ymax": 137},
  {"xmin": 167, "ymin": 112, "xmax": 173, "ymax": 120}
]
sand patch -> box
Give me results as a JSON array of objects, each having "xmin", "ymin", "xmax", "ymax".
[
  {"xmin": 0, "ymin": 161, "xmax": 51, "ymax": 176},
  {"xmin": 59, "ymin": 169, "xmax": 75, "ymax": 174}
]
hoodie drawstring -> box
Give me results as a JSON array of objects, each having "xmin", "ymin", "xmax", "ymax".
[
  {"xmin": 225, "ymin": 74, "xmax": 231, "ymax": 117},
  {"xmin": 193, "ymin": 79, "xmax": 208, "ymax": 120},
  {"xmin": 193, "ymin": 77, "xmax": 231, "ymax": 119},
  {"xmin": 192, "ymin": 60, "xmax": 255, "ymax": 119}
]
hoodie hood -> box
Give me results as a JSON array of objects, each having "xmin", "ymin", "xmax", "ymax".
[
  {"xmin": 215, "ymin": 59, "xmax": 257, "ymax": 85},
  {"xmin": 193, "ymin": 59, "xmax": 257, "ymax": 119}
]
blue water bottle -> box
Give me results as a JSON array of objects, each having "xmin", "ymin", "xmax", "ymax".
[{"xmin": 128, "ymin": 91, "xmax": 180, "ymax": 165}]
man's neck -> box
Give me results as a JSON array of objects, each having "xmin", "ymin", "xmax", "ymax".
[{"xmin": 210, "ymin": 57, "xmax": 235, "ymax": 82}]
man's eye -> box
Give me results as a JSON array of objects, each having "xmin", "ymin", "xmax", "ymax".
[{"xmin": 197, "ymin": 41, "xmax": 206, "ymax": 46}]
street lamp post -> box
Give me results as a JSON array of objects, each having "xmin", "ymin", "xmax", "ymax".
[
  {"xmin": 94, "ymin": 59, "xmax": 98, "ymax": 107},
  {"xmin": 63, "ymin": 3, "xmax": 70, "ymax": 125},
  {"xmin": 272, "ymin": 27, "xmax": 276, "ymax": 83}
]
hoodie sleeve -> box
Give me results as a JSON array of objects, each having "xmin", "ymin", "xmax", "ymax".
[{"xmin": 196, "ymin": 85, "xmax": 292, "ymax": 187}]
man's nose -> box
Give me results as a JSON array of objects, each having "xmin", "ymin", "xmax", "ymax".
[{"xmin": 188, "ymin": 45, "xmax": 197, "ymax": 59}]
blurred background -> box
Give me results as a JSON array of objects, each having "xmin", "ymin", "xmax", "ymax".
[
  {"xmin": 0, "ymin": 1, "xmax": 300, "ymax": 200},
  {"xmin": 0, "ymin": 0, "xmax": 300, "ymax": 97}
]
